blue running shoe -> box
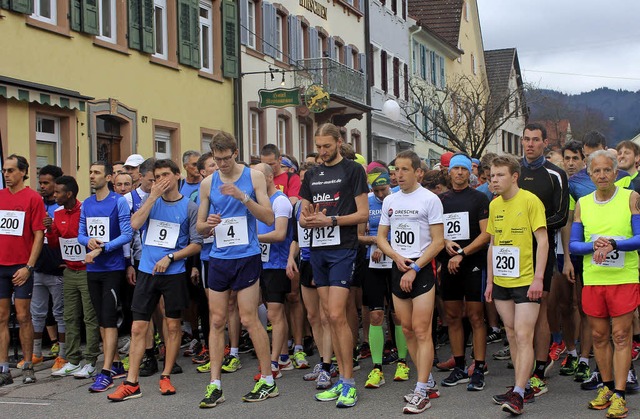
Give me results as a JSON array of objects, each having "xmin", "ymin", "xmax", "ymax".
[
  {"xmin": 111, "ymin": 363, "xmax": 126, "ymax": 379},
  {"xmin": 89, "ymin": 373, "xmax": 114, "ymax": 392}
]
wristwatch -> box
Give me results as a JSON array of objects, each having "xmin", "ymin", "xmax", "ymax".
[
  {"xmin": 167, "ymin": 253, "xmax": 175, "ymax": 262},
  {"xmin": 25, "ymin": 265, "xmax": 34, "ymax": 273},
  {"xmin": 608, "ymin": 238, "xmax": 617, "ymax": 251},
  {"xmin": 331, "ymin": 216, "xmax": 338, "ymax": 227},
  {"xmin": 456, "ymin": 247, "xmax": 466, "ymax": 257},
  {"xmin": 241, "ymin": 193, "xmax": 250, "ymax": 204}
]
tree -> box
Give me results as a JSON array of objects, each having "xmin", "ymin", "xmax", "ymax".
[{"xmin": 404, "ymin": 74, "xmax": 530, "ymax": 158}]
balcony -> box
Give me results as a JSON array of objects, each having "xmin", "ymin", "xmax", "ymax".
[{"xmin": 294, "ymin": 58, "xmax": 367, "ymax": 107}]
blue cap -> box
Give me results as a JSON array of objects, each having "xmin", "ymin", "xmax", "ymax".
[
  {"xmin": 448, "ymin": 154, "xmax": 472, "ymax": 173},
  {"xmin": 472, "ymin": 158, "xmax": 480, "ymax": 166}
]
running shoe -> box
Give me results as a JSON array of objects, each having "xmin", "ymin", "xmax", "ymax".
[
  {"xmin": 353, "ymin": 357, "xmax": 360, "ymax": 371},
  {"xmin": 49, "ymin": 342, "xmax": 60, "ymax": 357},
  {"xmin": 436, "ymin": 356, "xmax": 456, "ymax": 372},
  {"xmin": 402, "ymin": 393, "xmax": 430, "ymax": 414},
  {"xmin": 278, "ymin": 357, "xmax": 294, "ymax": 371},
  {"xmin": 118, "ymin": 337, "xmax": 131, "ymax": 355},
  {"xmin": 122, "ymin": 356, "xmax": 130, "ymax": 372},
  {"xmin": 17, "ymin": 355, "xmax": 44, "ymax": 368},
  {"xmin": 22, "ymin": 366, "xmax": 36, "ymax": 384},
  {"xmin": 89, "ymin": 373, "xmax": 114, "ymax": 392},
  {"xmin": 253, "ymin": 365, "xmax": 281, "ymax": 381},
  {"xmin": 426, "ymin": 373, "xmax": 440, "ymax": 399},
  {"xmin": 626, "ymin": 368, "xmax": 639, "ymax": 392},
  {"xmin": 316, "ymin": 380, "xmax": 343, "ymax": 402},
  {"xmin": 588, "ymin": 385, "xmax": 613, "ymax": 410},
  {"xmin": 493, "ymin": 388, "xmax": 534, "ymax": 405},
  {"xmin": 199, "ymin": 383, "xmax": 224, "ymax": 408},
  {"xmin": 492, "ymin": 345, "xmax": 511, "ymax": 360},
  {"xmin": 529, "ymin": 376, "xmax": 548, "ymax": 396},
  {"xmin": 111, "ymin": 362, "xmax": 126, "ymax": 379},
  {"xmin": 238, "ymin": 331, "xmax": 254, "ymax": 353},
  {"xmin": 632, "ymin": 341, "xmax": 640, "ymax": 362},
  {"xmin": 73, "ymin": 363, "xmax": 97, "ymax": 379},
  {"xmin": 394, "ymin": 361, "xmax": 410, "ymax": 381},
  {"xmin": 316, "ymin": 370, "xmax": 332, "ymax": 390},
  {"xmin": 180, "ymin": 332, "xmax": 193, "ymax": 348},
  {"xmin": 549, "ymin": 341, "xmax": 566, "ymax": 362},
  {"xmin": 52, "ymin": 361, "xmax": 80, "ymax": 377},
  {"xmin": 159, "ymin": 376, "xmax": 176, "ymax": 395},
  {"xmin": 559, "ymin": 354, "xmax": 578, "ymax": 376},
  {"xmin": 192, "ymin": 347, "xmax": 210, "ymax": 365},
  {"xmin": 0, "ymin": 371, "xmax": 13, "ymax": 387},
  {"xmin": 606, "ymin": 393, "xmax": 628, "ymax": 418},
  {"xmin": 292, "ymin": 351, "xmax": 310, "ymax": 369},
  {"xmin": 183, "ymin": 339, "xmax": 201, "ymax": 357},
  {"xmin": 467, "ymin": 362, "xmax": 489, "ymax": 376},
  {"xmin": 442, "ymin": 367, "xmax": 469, "ymax": 387},
  {"xmin": 467, "ymin": 368, "xmax": 485, "ymax": 391},
  {"xmin": 486, "ymin": 329, "xmax": 503, "ymax": 344},
  {"xmin": 358, "ymin": 342, "xmax": 371, "ymax": 359},
  {"xmin": 303, "ymin": 335, "xmax": 315, "ymax": 357},
  {"xmin": 242, "ymin": 378, "xmax": 279, "ymax": 402},
  {"xmin": 582, "ymin": 371, "xmax": 603, "ymax": 391},
  {"xmin": 501, "ymin": 390, "xmax": 524, "ymax": 415},
  {"xmin": 197, "ymin": 362, "xmax": 210, "ymax": 373},
  {"xmin": 221, "ymin": 355, "xmax": 241, "ymax": 373},
  {"xmin": 574, "ymin": 361, "xmax": 591, "ymax": 382},
  {"xmin": 139, "ymin": 354, "xmax": 158, "ymax": 377},
  {"xmin": 51, "ymin": 357, "xmax": 67, "ymax": 374},
  {"xmin": 170, "ymin": 362, "xmax": 182, "ymax": 375},
  {"xmin": 304, "ymin": 363, "xmax": 322, "ymax": 381},
  {"xmin": 365, "ymin": 368, "xmax": 385, "ymax": 388},
  {"xmin": 108, "ymin": 382, "xmax": 142, "ymax": 401},
  {"xmin": 382, "ymin": 348, "xmax": 399, "ymax": 365},
  {"xmin": 336, "ymin": 383, "xmax": 357, "ymax": 408}
]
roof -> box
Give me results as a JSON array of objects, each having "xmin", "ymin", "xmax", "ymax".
[
  {"xmin": 539, "ymin": 119, "xmax": 572, "ymax": 147},
  {"xmin": 408, "ymin": 0, "xmax": 463, "ymax": 50},
  {"xmin": 485, "ymin": 48, "xmax": 516, "ymax": 98}
]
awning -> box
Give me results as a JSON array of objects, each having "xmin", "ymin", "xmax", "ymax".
[{"xmin": 0, "ymin": 75, "xmax": 93, "ymax": 111}]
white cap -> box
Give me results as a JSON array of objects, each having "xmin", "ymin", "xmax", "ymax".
[{"xmin": 124, "ymin": 154, "xmax": 145, "ymax": 168}]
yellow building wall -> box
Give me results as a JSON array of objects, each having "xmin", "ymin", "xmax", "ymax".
[{"xmin": 448, "ymin": 0, "xmax": 488, "ymax": 88}]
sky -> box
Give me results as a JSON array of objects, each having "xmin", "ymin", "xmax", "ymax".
[{"xmin": 477, "ymin": 0, "xmax": 640, "ymax": 94}]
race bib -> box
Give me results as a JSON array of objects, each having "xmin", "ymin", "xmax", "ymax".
[
  {"xmin": 145, "ymin": 219, "xmax": 180, "ymax": 249},
  {"xmin": 260, "ymin": 243, "xmax": 271, "ymax": 262},
  {"xmin": 391, "ymin": 221, "xmax": 420, "ymax": 255},
  {"xmin": 312, "ymin": 226, "xmax": 340, "ymax": 247},
  {"xmin": 86, "ymin": 217, "xmax": 110, "ymax": 242},
  {"xmin": 0, "ymin": 210, "xmax": 25, "ymax": 236},
  {"xmin": 203, "ymin": 235, "xmax": 215, "ymax": 244},
  {"xmin": 215, "ymin": 216, "xmax": 249, "ymax": 248},
  {"xmin": 492, "ymin": 246, "xmax": 520, "ymax": 278},
  {"xmin": 444, "ymin": 212, "xmax": 470, "ymax": 241},
  {"xmin": 555, "ymin": 230, "xmax": 563, "ymax": 255},
  {"xmin": 592, "ymin": 235, "xmax": 625, "ymax": 268},
  {"xmin": 369, "ymin": 244, "xmax": 392, "ymax": 269},
  {"xmin": 298, "ymin": 223, "xmax": 312, "ymax": 248},
  {"xmin": 59, "ymin": 237, "xmax": 86, "ymax": 262}
]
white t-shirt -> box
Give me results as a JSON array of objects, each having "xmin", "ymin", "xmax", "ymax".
[
  {"xmin": 272, "ymin": 194, "xmax": 293, "ymax": 220},
  {"xmin": 379, "ymin": 186, "xmax": 444, "ymax": 259}
]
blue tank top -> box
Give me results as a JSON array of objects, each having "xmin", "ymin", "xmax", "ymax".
[
  {"xmin": 81, "ymin": 192, "xmax": 128, "ymax": 272},
  {"xmin": 258, "ymin": 191, "xmax": 292, "ymax": 270},
  {"xmin": 139, "ymin": 196, "xmax": 190, "ymax": 275},
  {"xmin": 209, "ymin": 167, "xmax": 259, "ymax": 259},
  {"xmin": 366, "ymin": 193, "xmax": 384, "ymax": 259},
  {"xmin": 194, "ymin": 192, "xmax": 213, "ymax": 262}
]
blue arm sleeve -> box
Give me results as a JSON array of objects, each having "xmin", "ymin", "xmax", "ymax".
[
  {"xmin": 104, "ymin": 198, "xmax": 134, "ymax": 253},
  {"xmin": 616, "ymin": 214, "xmax": 640, "ymax": 252},
  {"xmin": 77, "ymin": 205, "xmax": 89, "ymax": 247},
  {"xmin": 569, "ymin": 222, "xmax": 594, "ymax": 255}
]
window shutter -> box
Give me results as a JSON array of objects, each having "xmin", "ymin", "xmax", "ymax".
[
  {"xmin": 288, "ymin": 15, "xmax": 300, "ymax": 64},
  {"xmin": 357, "ymin": 0, "xmax": 364, "ymax": 13},
  {"xmin": 367, "ymin": 50, "xmax": 374, "ymax": 87},
  {"xmin": 309, "ymin": 26, "xmax": 318, "ymax": 58},
  {"xmin": 178, "ymin": 0, "xmax": 200, "ymax": 68},
  {"xmin": 430, "ymin": 51, "xmax": 436, "ymax": 84},
  {"xmin": 239, "ymin": 0, "xmax": 248, "ymax": 45},
  {"xmin": 440, "ymin": 56, "xmax": 445, "ymax": 88},
  {"xmin": 359, "ymin": 52, "xmax": 366, "ymax": 74},
  {"xmin": 420, "ymin": 45, "xmax": 426, "ymax": 79},
  {"xmin": 328, "ymin": 36, "xmax": 335, "ymax": 60},
  {"xmin": 380, "ymin": 49, "xmax": 387, "ymax": 92},
  {"xmin": 0, "ymin": 0, "xmax": 8, "ymax": 9},
  {"xmin": 402, "ymin": 0, "xmax": 406, "ymax": 20},
  {"xmin": 9, "ymin": 0, "xmax": 32, "ymax": 14},
  {"xmin": 81, "ymin": 0, "xmax": 99, "ymax": 34},
  {"xmin": 404, "ymin": 63, "xmax": 409, "ymax": 101},
  {"xmin": 222, "ymin": 0, "xmax": 239, "ymax": 78},
  {"xmin": 70, "ymin": 0, "xmax": 81, "ymax": 31},
  {"xmin": 141, "ymin": 0, "xmax": 154, "ymax": 53},
  {"xmin": 262, "ymin": 2, "xmax": 272, "ymax": 57},
  {"xmin": 393, "ymin": 57, "xmax": 400, "ymax": 98},
  {"xmin": 345, "ymin": 45, "xmax": 352, "ymax": 68},
  {"xmin": 127, "ymin": 0, "xmax": 141, "ymax": 50}
]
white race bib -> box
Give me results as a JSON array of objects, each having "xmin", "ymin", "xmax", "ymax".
[
  {"xmin": 369, "ymin": 244, "xmax": 392, "ymax": 269},
  {"xmin": 86, "ymin": 217, "xmax": 110, "ymax": 242},
  {"xmin": 145, "ymin": 219, "xmax": 180, "ymax": 249},
  {"xmin": 59, "ymin": 237, "xmax": 86, "ymax": 262},
  {"xmin": 592, "ymin": 235, "xmax": 625, "ymax": 268},
  {"xmin": 260, "ymin": 243, "xmax": 271, "ymax": 262},
  {"xmin": 0, "ymin": 210, "xmax": 25, "ymax": 236},
  {"xmin": 203, "ymin": 235, "xmax": 215, "ymax": 244},
  {"xmin": 391, "ymin": 221, "xmax": 420, "ymax": 255},
  {"xmin": 298, "ymin": 223, "xmax": 312, "ymax": 248},
  {"xmin": 492, "ymin": 246, "xmax": 520, "ymax": 278},
  {"xmin": 312, "ymin": 225, "xmax": 340, "ymax": 247},
  {"xmin": 215, "ymin": 216, "xmax": 249, "ymax": 248},
  {"xmin": 444, "ymin": 212, "xmax": 470, "ymax": 241}
]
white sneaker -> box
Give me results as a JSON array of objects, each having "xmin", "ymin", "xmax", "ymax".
[
  {"xmin": 52, "ymin": 362, "xmax": 81, "ymax": 377},
  {"xmin": 73, "ymin": 363, "xmax": 96, "ymax": 379},
  {"xmin": 118, "ymin": 337, "xmax": 131, "ymax": 355}
]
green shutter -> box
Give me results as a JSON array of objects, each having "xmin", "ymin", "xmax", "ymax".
[
  {"xmin": 141, "ymin": 0, "xmax": 154, "ymax": 53},
  {"xmin": 9, "ymin": 0, "xmax": 33, "ymax": 14},
  {"xmin": 82, "ymin": 0, "xmax": 99, "ymax": 35},
  {"xmin": 177, "ymin": 0, "xmax": 199, "ymax": 68},
  {"xmin": 222, "ymin": 0, "xmax": 238, "ymax": 78},
  {"xmin": 70, "ymin": 0, "xmax": 81, "ymax": 31},
  {"xmin": 0, "ymin": 0, "xmax": 9, "ymax": 10},
  {"xmin": 127, "ymin": 0, "xmax": 141, "ymax": 50}
]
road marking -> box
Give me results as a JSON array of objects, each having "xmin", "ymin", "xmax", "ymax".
[{"xmin": 0, "ymin": 401, "xmax": 51, "ymax": 406}]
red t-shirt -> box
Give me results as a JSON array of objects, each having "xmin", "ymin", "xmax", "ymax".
[
  {"xmin": 46, "ymin": 200, "xmax": 86, "ymax": 271},
  {"xmin": 0, "ymin": 187, "xmax": 46, "ymax": 266},
  {"xmin": 273, "ymin": 171, "xmax": 301, "ymax": 199}
]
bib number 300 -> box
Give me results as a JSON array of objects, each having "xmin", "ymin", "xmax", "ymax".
[{"xmin": 492, "ymin": 246, "xmax": 520, "ymax": 278}]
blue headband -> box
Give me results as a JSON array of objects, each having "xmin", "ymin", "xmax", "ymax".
[{"xmin": 448, "ymin": 154, "xmax": 472, "ymax": 173}]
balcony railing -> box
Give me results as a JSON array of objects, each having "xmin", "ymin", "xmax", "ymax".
[{"xmin": 294, "ymin": 57, "xmax": 367, "ymax": 106}]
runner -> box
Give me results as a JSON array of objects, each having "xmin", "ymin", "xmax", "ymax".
[
  {"xmin": 438, "ymin": 154, "xmax": 491, "ymax": 391},
  {"xmin": 569, "ymin": 149, "xmax": 640, "ymax": 419},
  {"xmin": 0, "ymin": 154, "xmax": 46, "ymax": 386},
  {"xmin": 113, "ymin": 172, "xmax": 133, "ymax": 196},
  {"xmin": 377, "ymin": 150, "xmax": 444, "ymax": 414},
  {"xmin": 616, "ymin": 140, "xmax": 640, "ymax": 193},
  {"xmin": 485, "ymin": 155, "xmax": 548, "ymax": 415},
  {"xmin": 123, "ymin": 154, "xmax": 145, "ymax": 190},
  {"xmin": 47, "ymin": 176, "xmax": 101, "ymax": 378},
  {"xmin": 299, "ymin": 123, "xmax": 369, "ymax": 408},
  {"xmin": 108, "ymin": 158, "xmax": 202, "ymax": 401},
  {"xmin": 196, "ymin": 131, "xmax": 276, "ymax": 408},
  {"xmin": 78, "ymin": 161, "xmax": 133, "ymax": 392},
  {"xmin": 180, "ymin": 150, "xmax": 202, "ymax": 202}
]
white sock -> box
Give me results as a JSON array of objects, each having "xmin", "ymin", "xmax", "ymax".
[
  {"xmin": 579, "ymin": 357, "xmax": 589, "ymax": 365},
  {"xmin": 210, "ymin": 379, "xmax": 221, "ymax": 388},
  {"xmin": 294, "ymin": 345, "xmax": 304, "ymax": 353},
  {"xmin": 33, "ymin": 339, "xmax": 43, "ymax": 358},
  {"xmin": 263, "ymin": 375, "xmax": 275, "ymax": 385},
  {"xmin": 230, "ymin": 347, "xmax": 239, "ymax": 358},
  {"xmin": 415, "ymin": 381, "xmax": 428, "ymax": 397},
  {"xmin": 58, "ymin": 341, "xmax": 66, "ymax": 358},
  {"xmin": 567, "ymin": 349, "xmax": 577, "ymax": 357}
]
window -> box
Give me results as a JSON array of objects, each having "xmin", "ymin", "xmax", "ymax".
[
  {"xmin": 277, "ymin": 117, "xmax": 287, "ymax": 154},
  {"xmin": 202, "ymin": 133, "xmax": 213, "ymax": 153},
  {"xmin": 249, "ymin": 110, "xmax": 261, "ymax": 156},
  {"xmin": 32, "ymin": 0, "xmax": 56, "ymax": 25},
  {"xmin": 155, "ymin": 128, "xmax": 172, "ymax": 159},
  {"xmin": 439, "ymin": 56, "xmax": 445, "ymax": 88},
  {"xmin": 275, "ymin": 14, "xmax": 283, "ymax": 61},
  {"xmin": 351, "ymin": 131, "xmax": 361, "ymax": 153},
  {"xmin": 316, "ymin": 34, "xmax": 323, "ymax": 58},
  {"xmin": 334, "ymin": 42, "xmax": 341, "ymax": 63},
  {"xmin": 36, "ymin": 115, "xmax": 61, "ymax": 172},
  {"xmin": 247, "ymin": 0, "xmax": 256, "ymax": 49},
  {"xmin": 464, "ymin": 1, "xmax": 469, "ymax": 21},
  {"xmin": 199, "ymin": 0, "xmax": 213, "ymax": 73},
  {"xmin": 430, "ymin": 51, "xmax": 436, "ymax": 84},
  {"xmin": 471, "ymin": 53, "xmax": 477, "ymax": 75},
  {"xmin": 420, "ymin": 45, "xmax": 427, "ymax": 80},
  {"xmin": 299, "ymin": 123, "xmax": 308, "ymax": 159},
  {"xmin": 153, "ymin": 0, "xmax": 168, "ymax": 59},
  {"xmin": 97, "ymin": 0, "xmax": 117, "ymax": 43}
]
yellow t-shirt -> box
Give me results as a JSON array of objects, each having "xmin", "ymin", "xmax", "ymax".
[{"xmin": 487, "ymin": 189, "xmax": 547, "ymax": 288}]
